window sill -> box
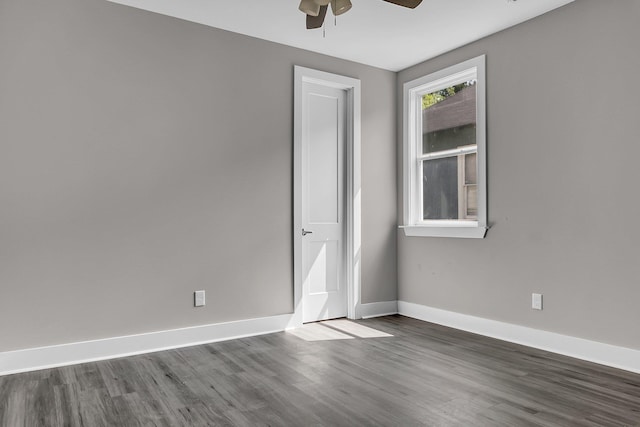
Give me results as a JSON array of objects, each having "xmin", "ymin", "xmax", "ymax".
[{"xmin": 399, "ymin": 225, "xmax": 488, "ymax": 239}]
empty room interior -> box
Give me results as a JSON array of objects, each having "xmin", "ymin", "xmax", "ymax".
[{"xmin": 1, "ymin": 0, "xmax": 640, "ymax": 425}]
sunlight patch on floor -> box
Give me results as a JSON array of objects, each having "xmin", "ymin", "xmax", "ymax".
[
  {"xmin": 287, "ymin": 323, "xmax": 354, "ymax": 341},
  {"xmin": 322, "ymin": 319, "xmax": 393, "ymax": 338},
  {"xmin": 287, "ymin": 319, "xmax": 393, "ymax": 342}
]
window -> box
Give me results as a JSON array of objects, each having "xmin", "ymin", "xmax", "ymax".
[{"xmin": 402, "ymin": 55, "xmax": 487, "ymax": 238}]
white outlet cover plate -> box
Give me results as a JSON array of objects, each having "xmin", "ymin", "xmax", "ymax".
[
  {"xmin": 532, "ymin": 293, "xmax": 543, "ymax": 310},
  {"xmin": 194, "ymin": 290, "xmax": 206, "ymax": 307}
]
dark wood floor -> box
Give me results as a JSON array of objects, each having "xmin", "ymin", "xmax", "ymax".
[{"xmin": 1, "ymin": 315, "xmax": 639, "ymax": 426}]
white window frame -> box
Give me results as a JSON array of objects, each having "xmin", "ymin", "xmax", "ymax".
[{"xmin": 401, "ymin": 55, "xmax": 487, "ymax": 239}]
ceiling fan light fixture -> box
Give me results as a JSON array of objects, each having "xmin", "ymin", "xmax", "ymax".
[
  {"xmin": 302, "ymin": 0, "xmax": 419, "ymax": 30},
  {"xmin": 299, "ymin": 0, "xmax": 321, "ymax": 16},
  {"xmin": 331, "ymin": 0, "xmax": 352, "ymax": 16}
]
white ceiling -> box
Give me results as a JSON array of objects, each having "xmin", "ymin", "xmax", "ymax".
[{"xmin": 107, "ymin": 0, "xmax": 574, "ymax": 71}]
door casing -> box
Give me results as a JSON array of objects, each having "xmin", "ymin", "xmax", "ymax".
[{"xmin": 292, "ymin": 66, "xmax": 361, "ymax": 328}]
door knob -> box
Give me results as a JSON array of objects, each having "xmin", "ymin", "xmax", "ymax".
[{"xmin": 302, "ymin": 228, "xmax": 313, "ymax": 236}]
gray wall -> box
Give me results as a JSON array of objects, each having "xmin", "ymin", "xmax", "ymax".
[
  {"xmin": 398, "ymin": 0, "xmax": 640, "ymax": 350},
  {"xmin": 0, "ymin": 0, "xmax": 396, "ymax": 352}
]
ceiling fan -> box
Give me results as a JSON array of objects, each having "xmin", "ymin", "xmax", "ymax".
[{"xmin": 299, "ymin": 0, "xmax": 423, "ymax": 29}]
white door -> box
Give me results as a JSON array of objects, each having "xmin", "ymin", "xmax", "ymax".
[{"xmin": 301, "ymin": 81, "xmax": 347, "ymax": 323}]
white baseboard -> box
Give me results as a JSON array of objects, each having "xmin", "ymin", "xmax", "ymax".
[
  {"xmin": 0, "ymin": 314, "xmax": 292, "ymax": 377},
  {"xmin": 398, "ymin": 301, "xmax": 640, "ymax": 374},
  {"xmin": 6, "ymin": 303, "xmax": 638, "ymax": 377},
  {"xmin": 359, "ymin": 301, "xmax": 398, "ymax": 319}
]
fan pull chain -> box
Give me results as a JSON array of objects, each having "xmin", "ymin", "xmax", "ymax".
[
  {"xmin": 323, "ymin": 5, "xmax": 326, "ymax": 39},
  {"xmin": 333, "ymin": 0, "xmax": 337, "ymax": 26}
]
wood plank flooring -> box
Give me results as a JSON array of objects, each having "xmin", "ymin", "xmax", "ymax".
[{"xmin": 1, "ymin": 315, "xmax": 639, "ymax": 426}]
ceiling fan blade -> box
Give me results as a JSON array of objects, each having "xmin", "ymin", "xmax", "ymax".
[
  {"xmin": 306, "ymin": 5, "xmax": 328, "ymax": 29},
  {"xmin": 382, "ymin": 0, "xmax": 423, "ymax": 8}
]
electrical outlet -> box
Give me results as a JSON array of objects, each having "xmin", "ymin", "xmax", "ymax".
[
  {"xmin": 532, "ymin": 293, "xmax": 543, "ymax": 310},
  {"xmin": 194, "ymin": 290, "xmax": 206, "ymax": 307}
]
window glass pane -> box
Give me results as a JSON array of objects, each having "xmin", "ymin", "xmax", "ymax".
[
  {"xmin": 423, "ymin": 157, "xmax": 458, "ymax": 220},
  {"xmin": 422, "ymin": 82, "xmax": 477, "ymax": 154},
  {"xmin": 465, "ymin": 152, "xmax": 477, "ymax": 185}
]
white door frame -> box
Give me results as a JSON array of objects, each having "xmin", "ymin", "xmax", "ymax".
[{"xmin": 292, "ymin": 66, "xmax": 361, "ymax": 328}]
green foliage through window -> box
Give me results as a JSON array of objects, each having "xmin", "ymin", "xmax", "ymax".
[{"xmin": 422, "ymin": 80, "xmax": 477, "ymax": 110}]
